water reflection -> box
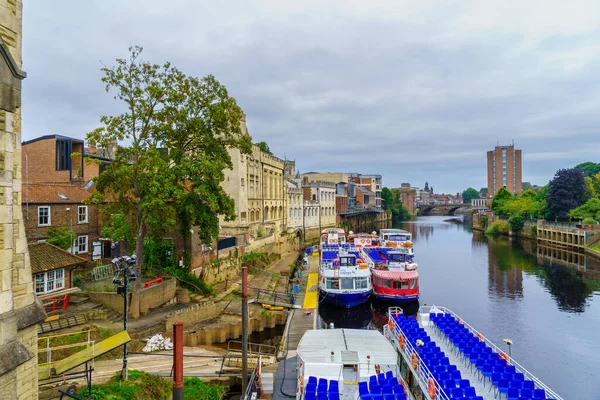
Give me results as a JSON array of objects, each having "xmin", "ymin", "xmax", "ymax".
[{"xmin": 318, "ymin": 298, "xmax": 420, "ymax": 330}]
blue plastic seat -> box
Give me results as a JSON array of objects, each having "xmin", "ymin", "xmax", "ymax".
[
  {"xmin": 394, "ymin": 391, "xmax": 406, "ymax": 400},
  {"xmin": 359, "ymin": 383, "xmax": 369, "ymax": 396},
  {"xmin": 305, "ymin": 391, "xmax": 316, "ymax": 400},
  {"xmin": 463, "ymin": 386, "xmax": 476, "ymax": 397},
  {"xmin": 370, "ymin": 384, "xmax": 381, "ymax": 394},
  {"xmin": 520, "ymin": 388, "xmax": 533, "ymax": 398},
  {"xmin": 329, "ymin": 393, "xmax": 340, "ymax": 400},
  {"xmin": 385, "ymin": 371, "xmax": 394, "ymax": 380},
  {"xmin": 522, "ymin": 380, "xmax": 535, "ymax": 390},
  {"xmin": 450, "ymin": 388, "xmax": 463, "ymax": 398},
  {"xmin": 308, "ymin": 376, "xmax": 318, "ymax": 386},
  {"xmin": 513, "ymin": 373, "xmax": 525, "ymax": 382},
  {"xmin": 533, "ymin": 388, "xmax": 546, "ymax": 398},
  {"xmin": 329, "ymin": 381, "xmax": 339, "ymax": 393},
  {"xmin": 498, "ymin": 379, "xmax": 510, "ymax": 395},
  {"xmin": 507, "ymin": 388, "xmax": 519, "ymax": 398},
  {"xmin": 378, "ymin": 373, "xmax": 385, "ymax": 384},
  {"xmin": 382, "ymin": 386, "xmax": 393, "ymax": 394}
]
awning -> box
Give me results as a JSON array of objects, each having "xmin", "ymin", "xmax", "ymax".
[{"xmin": 372, "ymin": 269, "xmax": 418, "ymax": 280}]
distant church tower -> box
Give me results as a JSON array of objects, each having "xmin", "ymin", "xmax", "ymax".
[{"xmin": 424, "ymin": 181, "xmax": 429, "ymax": 192}]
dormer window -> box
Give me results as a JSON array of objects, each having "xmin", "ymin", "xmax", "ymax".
[{"xmin": 56, "ymin": 139, "xmax": 70, "ymax": 171}]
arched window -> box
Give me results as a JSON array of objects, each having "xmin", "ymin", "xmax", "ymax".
[{"xmin": 264, "ymin": 206, "xmax": 269, "ymax": 220}]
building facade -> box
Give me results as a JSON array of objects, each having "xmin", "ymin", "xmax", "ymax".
[
  {"xmin": 487, "ymin": 144, "xmax": 522, "ymax": 195},
  {"xmin": 0, "ymin": 2, "xmax": 47, "ymax": 397},
  {"xmin": 219, "ymin": 116, "xmax": 286, "ymax": 242},
  {"xmin": 21, "ymin": 135, "xmax": 109, "ymax": 260},
  {"xmin": 349, "ymin": 173, "xmax": 382, "ymax": 208}
]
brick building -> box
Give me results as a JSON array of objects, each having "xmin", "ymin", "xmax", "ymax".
[
  {"xmin": 29, "ymin": 242, "xmax": 87, "ymax": 296},
  {"xmin": 0, "ymin": 2, "xmax": 48, "ymax": 397},
  {"xmin": 21, "ymin": 135, "xmax": 112, "ymax": 260},
  {"xmin": 487, "ymin": 143, "xmax": 522, "ymax": 195}
]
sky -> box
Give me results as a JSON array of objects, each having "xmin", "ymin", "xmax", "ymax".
[{"xmin": 21, "ymin": 0, "xmax": 600, "ymax": 194}]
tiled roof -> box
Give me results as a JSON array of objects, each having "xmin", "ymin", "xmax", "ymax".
[
  {"xmin": 29, "ymin": 242, "xmax": 87, "ymax": 274},
  {"xmin": 22, "ymin": 182, "xmax": 92, "ymax": 204}
]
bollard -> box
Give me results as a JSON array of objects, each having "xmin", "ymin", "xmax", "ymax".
[{"xmin": 173, "ymin": 321, "xmax": 184, "ymax": 400}]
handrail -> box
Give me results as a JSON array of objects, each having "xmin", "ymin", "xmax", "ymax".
[
  {"xmin": 386, "ymin": 308, "xmax": 450, "ymax": 400},
  {"xmin": 423, "ymin": 305, "xmax": 564, "ymax": 400},
  {"xmin": 227, "ymin": 340, "xmax": 277, "ymax": 357}
]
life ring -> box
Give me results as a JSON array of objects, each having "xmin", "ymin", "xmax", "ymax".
[
  {"xmin": 500, "ymin": 352, "xmax": 509, "ymax": 365},
  {"xmin": 331, "ymin": 238, "xmax": 338, "ymax": 243},
  {"xmin": 399, "ymin": 334, "xmax": 405, "ymax": 349},
  {"xmin": 389, "ymin": 242, "xmax": 397, "ymax": 248},
  {"xmin": 376, "ymin": 262, "xmax": 385, "ymax": 270},
  {"xmin": 427, "ymin": 378, "xmax": 436, "ymax": 399},
  {"xmin": 388, "ymin": 318, "xmax": 393, "ymax": 331},
  {"xmin": 300, "ymin": 376, "xmax": 304, "ymax": 393},
  {"xmin": 375, "ymin": 365, "xmax": 381, "ymax": 375},
  {"xmin": 411, "ymin": 352, "xmax": 418, "ymax": 370},
  {"xmin": 457, "ymin": 317, "xmax": 463, "ymax": 324},
  {"xmin": 360, "ymin": 238, "xmax": 366, "ymax": 244}
]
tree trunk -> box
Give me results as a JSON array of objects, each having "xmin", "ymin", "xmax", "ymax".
[{"xmin": 129, "ymin": 222, "xmax": 146, "ymax": 319}]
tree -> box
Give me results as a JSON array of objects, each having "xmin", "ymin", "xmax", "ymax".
[
  {"xmin": 547, "ymin": 168, "xmax": 588, "ymax": 219},
  {"xmin": 574, "ymin": 161, "xmax": 600, "ymax": 177},
  {"xmin": 508, "ymin": 214, "xmax": 524, "ymax": 231},
  {"xmin": 381, "ymin": 187, "xmax": 393, "ymax": 210},
  {"xmin": 462, "ymin": 187, "xmax": 479, "ymax": 204},
  {"xmin": 255, "ymin": 141, "xmax": 272, "ymax": 155},
  {"xmin": 47, "ymin": 227, "xmax": 76, "ymax": 250},
  {"xmin": 101, "ymin": 213, "xmax": 135, "ymax": 250},
  {"xmin": 568, "ymin": 198, "xmax": 600, "ymax": 220},
  {"xmin": 86, "ymin": 46, "xmax": 251, "ymax": 318},
  {"xmin": 491, "ymin": 187, "xmax": 513, "ymax": 216}
]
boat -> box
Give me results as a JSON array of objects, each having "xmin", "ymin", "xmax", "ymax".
[
  {"xmin": 361, "ymin": 247, "xmax": 419, "ymax": 304},
  {"xmin": 347, "ymin": 231, "xmax": 379, "ymax": 249},
  {"xmin": 378, "ymin": 229, "xmax": 413, "ymax": 249},
  {"xmin": 320, "ymin": 228, "xmax": 347, "ymax": 246},
  {"xmin": 385, "ymin": 305, "xmax": 564, "ymax": 400},
  {"xmin": 296, "ymin": 328, "xmax": 409, "ymax": 400},
  {"xmin": 319, "ymin": 247, "xmax": 372, "ymax": 308}
]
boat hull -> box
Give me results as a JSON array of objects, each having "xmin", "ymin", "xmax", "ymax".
[
  {"xmin": 319, "ymin": 289, "xmax": 371, "ymax": 308},
  {"xmin": 373, "ymin": 292, "xmax": 419, "ymax": 304}
]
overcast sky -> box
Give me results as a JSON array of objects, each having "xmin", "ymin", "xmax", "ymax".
[{"xmin": 21, "ymin": 0, "xmax": 600, "ymax": 193}]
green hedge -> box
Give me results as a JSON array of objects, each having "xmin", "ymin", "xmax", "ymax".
[{"xmin": 486, "ymin": 220, "xmax": 510, "ymax": 235}]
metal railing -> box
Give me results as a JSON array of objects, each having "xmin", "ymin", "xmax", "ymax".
[
  {"xmin": 386, "ymin": 307, "xmax": 450, "ymax": 400},
  {"xmin": 242, "ymin": 356, "xmax": 263, "ymax": 400},
  {"xmin": 38, "ymin": 329, "xmax": 95, "ymax": 376},
  {"xmin": 423, "ymin": 305, "xmax": 564, "ymax": 400},
  {"xmin": 228, "ymin": 341, "xmax": 277, "ymax": 358}
]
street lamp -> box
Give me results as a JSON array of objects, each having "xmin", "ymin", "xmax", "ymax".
[
  {"xmin": 112, "ymin": 255, "xmax": 137, "ymax": 380},
  {"xmin": 503, "ymin": 338, "xmax": 513, "ymax": 359}
]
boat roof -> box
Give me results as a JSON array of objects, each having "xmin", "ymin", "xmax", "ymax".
[
  {"xmin": 297, "ymin": 329, "xmax": 397, "ymax": 366},
  {"xmin": 379, "ymin": 229, "xmax": 410, "ymax": 234}
]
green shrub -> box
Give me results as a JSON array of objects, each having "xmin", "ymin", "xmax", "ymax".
[
  {"xmin": 480, "ymin": 215, "xmax": 488, "ymax": 229},
  {"xmin": 163, "ymin": 265, "xmax": 214, "ymax": 296},
  {"xmin": 73, "ymin": 273, "xmax": 83, "ymax": 288},
  {"xmin": 183, "ymin": 378, "xmax": 227, "ymax": 400},
  {"xmin": 486, "ymin": 220, "xmax": 509, "ymax": 235},
  {"xmin": 78, "ymin": 370, "xmax": 170, "ymax": 399},
  {"xmin": 582, "ymin": 217, "xmax": 597, "ymax": 225},
  {"xmin": 508, "ymin": 214, "xmax": 524, "ymax": 231}
]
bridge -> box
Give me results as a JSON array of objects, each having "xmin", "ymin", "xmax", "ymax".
[{"xmin": 416, "ymin": 203, "xmax": 472, "ymax": 216}]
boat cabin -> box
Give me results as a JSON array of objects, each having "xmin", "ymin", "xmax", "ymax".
[
  {"xmin": 320, "ymin": 228, "xmax": 347, "ymax": 247},
  {"xmin": 378, "ymin": 229, "xmax": 412, "ymax": 246}
]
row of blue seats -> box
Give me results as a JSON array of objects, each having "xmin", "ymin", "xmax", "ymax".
[
  {"xmin": 359, "ymin": 373, "xmax": 406, "ymax": 400},
  {"xmin": 392, "ymin": 314, "xmax": 483, "ymax": 400},
  {"xmin": 305, "ymin": 377, "xmax": 340, "ymax": 400},
  {"xmin": 431, "ymin": 313, "xmax": 553, "ymax": 400}
]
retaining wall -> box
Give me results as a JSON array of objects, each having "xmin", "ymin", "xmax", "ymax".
[
  {"xmin": 164, "ymin": 301, "xmax": 222, "ymax": 330},
  {"xmin": 88, "ymin": 278, "xmax": 176, "ymax": 315}
]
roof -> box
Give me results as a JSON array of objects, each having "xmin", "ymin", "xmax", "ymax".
[
  {"xmin": 356, "ymin": 186, "xmax": 375, "ymax": 195},
  {"xmin": 29, "ymin": 242, "xmax": 87, "ymax": 274},
  {"xmin": 372, "ymin": 269, "xmax": 419, "ymax": 280},
  {"xmin": 22, "ymin": 134, "xmax": 84, "ymax": 146},
  {"xmin": 23, "ymin": 183, "xmax": 92, "ymax": 204}
]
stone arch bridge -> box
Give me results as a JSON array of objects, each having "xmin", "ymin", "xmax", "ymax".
[{"xmin": 416, "ymin": 204, "xmax": 472, "ymax": 216}]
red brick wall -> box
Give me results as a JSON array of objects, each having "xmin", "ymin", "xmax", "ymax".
[
  {"xmin": 336, "ymin": 195, "xmax": 348, "ymax": 214},
  {"xmin": 23, "ymin": 203, "xmax": 101, "ymax": 259},
  {"xmin": 23, "ymin": 138, "xmax": 69, "ymax": 182}
]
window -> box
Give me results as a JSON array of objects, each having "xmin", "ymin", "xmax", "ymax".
[
  {"xmin": 326, "ymin": 278, "xmax": 339, "ymax": 289},
  {"xmin": 35, "ymin": 269, "xmax": 65, "ymax": 294},
  {"xmin": 78, "ymin": 206, "xmax": 88, "ymax": 223},
  {"xmin": 38, "ymin": 206, "xmax": 51, "ymax": 226},
  {"xmin": 355, "ymin": 277, "xmax": 368, "ymax": 289},
  {"xmin": 56, "ymin": 140, "xmax": 70, "ymax": 170},
  {"xmin": 77, "ymin": 235, "xmax": 88, "ymax": 253},
  {"xmin": 341, "ymin": 278, "xmax": 354, "ymax": 290}
]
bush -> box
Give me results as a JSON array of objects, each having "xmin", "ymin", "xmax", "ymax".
[
  {"xmin": 163, "ymin": 265, "xmax": 214, "ymax": 296},
  {"xmin": 486, "ymin": 220, "xmax": 509, "ymax": 235},
  {"xmin": 480, "ymin": 215, "xmax": 488, "ymax": 229},
  {"xmin": 73, "ymin": 273, "xmax": 83, "ymax": 288},
  {"xmin": 78, "ymin": 370, "xmax": 170, "ymax": 400},
  {"xmin": 183, "ymin": 378, "xmax": 227, "ymax": 400},
  {"xmin": 508, "ymin": 214, "xmax": 524, "ymax": 231},
  {"xmin": 582, "ymin": 217, "xmax": 597, "ymax": 225}
]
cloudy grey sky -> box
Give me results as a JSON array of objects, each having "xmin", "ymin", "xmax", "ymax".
[{"xmin": 22, "ymin": 0, "xmax": 600, "ymax": 193}]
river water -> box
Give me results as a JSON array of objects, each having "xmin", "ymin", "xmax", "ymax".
[{"xmin": 318, "ymin": 216, "xmax": 600, "ymax": 399}]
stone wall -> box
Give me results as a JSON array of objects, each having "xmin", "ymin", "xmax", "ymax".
[
  {"xmin": 88, "ymin": 278, "xmax": 176, "ymax": 315},
  {"xmin": 164, "ymin": 301, "xmax": 222, "ymax": 330},
  {"xmin": 0, "ymin": 2, "xmax": 47, "ymax": 398}
]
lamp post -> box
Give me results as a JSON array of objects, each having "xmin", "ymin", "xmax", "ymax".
[
  {"xmin": 503, "ymin": 338, "xmax": 513, "ymax": 359},
  {"xmin": 112, "ymin": 256, "xmax": 136, "ymax": 381}
]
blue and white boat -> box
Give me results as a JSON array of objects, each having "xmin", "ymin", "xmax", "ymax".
[{"xmin": 319, "ymin": 247, "xmax": 372, "ymax": 308}]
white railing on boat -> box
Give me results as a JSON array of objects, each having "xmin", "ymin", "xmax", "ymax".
[
  {"xmin": 386, "ymin": 307, "xmax": 451, "ymax": 400},
  {"xmin": 422, "ymin": 305, "xmax": 564, "ymax": 400}
]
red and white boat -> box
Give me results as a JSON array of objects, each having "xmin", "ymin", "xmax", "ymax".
[{"xmin": 361, "ymin": 247, "xmax": 419, "ymax": 304}]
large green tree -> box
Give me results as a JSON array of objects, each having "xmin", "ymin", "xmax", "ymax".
[
  {"xmin": 575, "ymin": 161, "xmax": 600, "ymax": 177},
  {"xmin": 568, "ymin": 198, "xmax": 600, "ymax": 220},
  {"xmin": 491, "ymin": 187, "xmax": 513, "ymax": 216},
  {"xmin": 86, "ymin": 46, "xmax": 251, "ymax": 318},
  {"xmin": 462, "ymin": 187, "xmax": 479, "ymax": 204},
  {"xmin": 255, "ymin": 141, "xmax": 272, "ymax": 155},
  {"xmin": 47, "ymin": 227, "xmax": 76, "ymax": 250},
  {"xmin": 381, "ymin": 187, "xmax": 393, "ymax": 210}
]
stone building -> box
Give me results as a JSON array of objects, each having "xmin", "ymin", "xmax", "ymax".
[
  {"xmin": 219, "ymin": 116, "xmax": 285, "ymax": 244},
  {"xmin": 0, "ymin": 1, "xmax": 47, "ymax": 397}
]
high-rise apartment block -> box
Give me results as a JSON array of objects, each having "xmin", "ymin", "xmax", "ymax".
[{"xmin": 487, "ymin": 144, "xmax": 522, "ymax": 196}]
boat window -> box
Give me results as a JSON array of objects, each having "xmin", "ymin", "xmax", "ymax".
[
  {"xmin": 355, "ymin": 277, "xmax": 368, "ymax": 289},
  {"xmin": 341, "ymin": 278, "xmax": 354, "ymax": 290},
  {"xmin": 410, "ymin": 278, "xmax": 417, "ymax": 289},
  {"xmin": 384, "ymin": 279, "xmax": 392, "ymax": 289},
  {"xmin": 389, "ymin": 235, "xmax": 408, "ymax": 241},
  {"xmin": 326, "ymin": 278, "xmax": 340, "ymax": 289},
  {"xmin": 340, "ymin": 257, "xmax": 355, "ymax": 266},
  {"xmin": 389, "ymin": 253, "xmax": 406, "ymax": 262},
  {"xmin": 393, "ymin": 280, "xmax": 409, "ymax": 289}
]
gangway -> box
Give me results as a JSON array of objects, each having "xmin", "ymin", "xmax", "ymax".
[{"xmin": 39, "ymin": 330, "xmax": 131, "ymax": 380}]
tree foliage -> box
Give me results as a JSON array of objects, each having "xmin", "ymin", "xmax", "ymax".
[
  {"xmin": 491, "ymin": 187, "xmax": 513, "ymax": 216},
  {"xmin": 381, "ymin": 187, "xmax": 393, "ymax": 210},
  {"xmin": 86, "ymin": 46, "xmax": 251, "ymax": 317},
  {"xmin": 508, "ymin": 214, "xmax": 524, "ymax": 231},
  {"xmin": 462, "ymin": 187, "xmax": 479, "ymax": 204},
  {"xmin": 575, "ymin": 161, "xmax": 600, "ymax": 177},
  {"xmin": 101, "ymin": 213, "xmax": 135, "ymax": 250},
  {"xmin": 382, "ymin": 187, "xmax": 412, "ymax": 220},
  {"xmin": 47, "ymin": 227, "xmax": 76, "ymax": 250},
  {"xmin": 255, "ymin": 141, "xmax": 272, "ymax": 155},
  {"xmin": 568, "ymin": 198, "xmax": 600, "ymax": 220},
  {"xmin": 547, "ymin": 168, "xmax": 588, "ymax": 219}
]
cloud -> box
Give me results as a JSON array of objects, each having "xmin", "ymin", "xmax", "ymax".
[{"xmin": 21, "ymin": 0, "xmax": 600, "ymax": 193}]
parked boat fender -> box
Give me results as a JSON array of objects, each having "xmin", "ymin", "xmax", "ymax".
[
  {"xmin": 399, "ymin": 334, "xmax": 405, "ymax": 349},
  {"xmin": 427, "ymin": 378, "xmax": 436, "ymax": 399},
  {"xmin": 375, "ymin": 364, "xmax": 381, "ymax": 375},
  {"xmin": 477, "ymin": 333, "xmax": 484, "ymax": 341},
  {"xmin": 500, "ymin": 351, "xmax": 509, "ymax": 365},
  {"xmin": 457, "ymin": 317, "xmax": 463, "ymax": 324},
  {"xmin": 411, "ymin": 352, "xmax": 418, "ymax": 370},
  {"xmin": 300, "ymin": 375, "xmax": 304, "ymax": 393},
  {"xmin": 400, "ymin": 378, "xmax": 409, "ymax": 397}
]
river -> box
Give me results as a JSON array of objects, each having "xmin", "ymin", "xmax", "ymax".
[{"xmin": 318, "ymin": 216, "xmax": 600, "ymax": 399}]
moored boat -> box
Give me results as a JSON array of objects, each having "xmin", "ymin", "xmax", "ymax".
[
  {"xmin": 296, "ymin": 328, "xmax": 409, "ymax": 400},
  {"xmin": 319, "ymin": 248, "xmax": 372, "ymax": 308},
  {"xmin": 361, "ymin": 247, "xmax": 419, "ymax": 304},
  {"xmin": 347, "ymin": 231, "xmax": 379, "ymax": 248},
  {"xmin": 385, "ymin": 305, "xmax": 563, "ymax": 400},
  {"xmin": 320, "ymin": 228, "xmax": 347, "ymax": 246},
  {"xmin": 378, "ymin": 228, "xmax": 413, "ymax": 249}
]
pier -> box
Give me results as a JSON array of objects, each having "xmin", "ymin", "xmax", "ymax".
[{"xmin": 536, "ymin": 221, "xmax": 588, "ymax": 250}]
